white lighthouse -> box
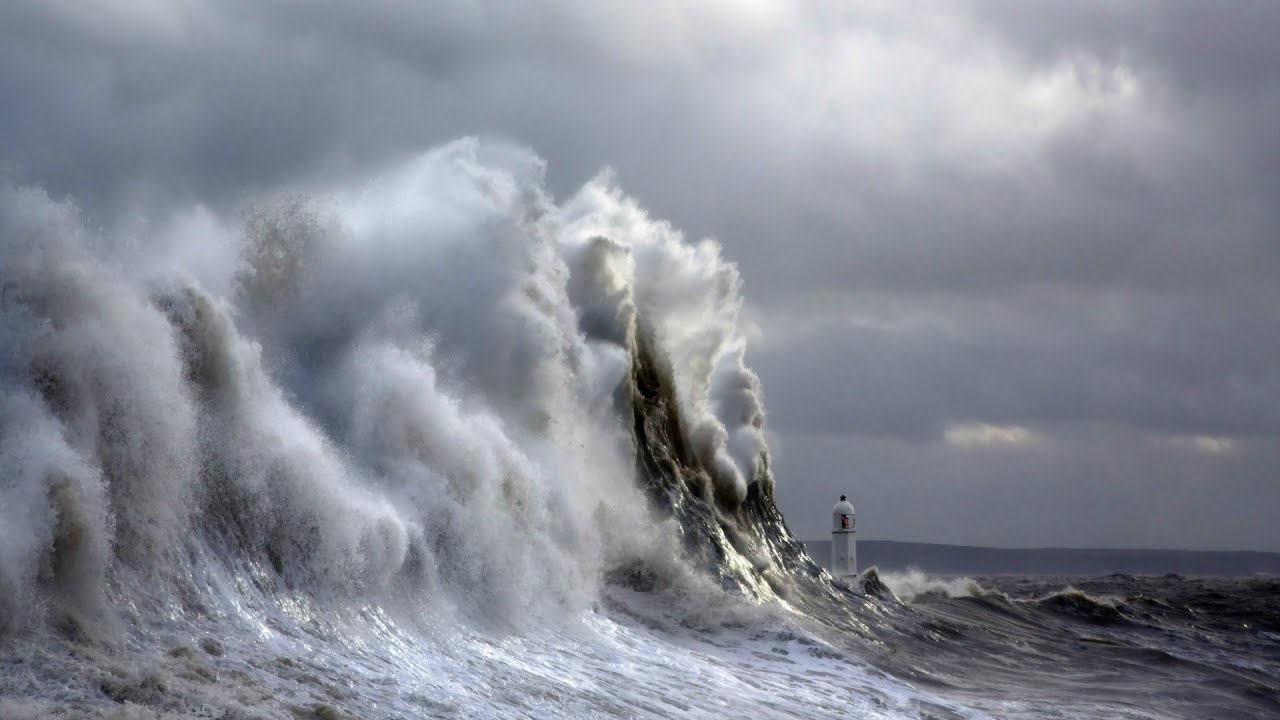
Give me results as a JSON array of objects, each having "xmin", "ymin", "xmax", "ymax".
[{"xmin": 831, "ymin": 494, "xmax": 857, "ymax": 576}]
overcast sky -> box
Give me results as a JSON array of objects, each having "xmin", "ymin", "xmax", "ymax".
[{"xmin": 3, "ymin": 0, "xmax": 1277, "ymax": 550}]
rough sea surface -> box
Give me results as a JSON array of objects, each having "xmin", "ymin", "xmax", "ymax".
[
  {"xmin": 1, "ymin": 140, "xmax": 1276, "ymax": 719},
  {"xmin": 863, "ymin": 573, "xmax": 1280, "ymax": 719}
]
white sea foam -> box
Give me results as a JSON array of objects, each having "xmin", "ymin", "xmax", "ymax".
[
  {"xmin": 878, "ymin": 569, "xmax": 990, "ymax": 603},
  {"xmin": 0, "ymin": 141, "xmax": 1028, "ymax": 719},
  {"xmin": 0, "ymin": 141, "xmax": 753, "ymax": 627}
]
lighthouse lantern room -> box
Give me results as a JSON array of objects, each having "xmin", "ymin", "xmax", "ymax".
[{"xmin": 831, "ymin": 494, "xmax": 857, "ymax": 577}]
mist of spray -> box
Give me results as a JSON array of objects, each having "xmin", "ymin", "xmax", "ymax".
[{"xmin": 0, "ymin": 139, "xmax": 776, "ymax": 635}]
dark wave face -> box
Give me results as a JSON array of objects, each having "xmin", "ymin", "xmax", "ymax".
[{"xmin": 0, "ymin": 141, "xmax": 1276, "ymax": 719}]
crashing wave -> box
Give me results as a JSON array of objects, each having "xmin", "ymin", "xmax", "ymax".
[{"xmin": 0, "ymin": 140, "xmax": 822, "ymax": 644}]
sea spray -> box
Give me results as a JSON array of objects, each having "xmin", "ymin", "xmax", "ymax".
[{"xmin": 0, "ymin": 140, "xmax": 793, "ymax": 642}]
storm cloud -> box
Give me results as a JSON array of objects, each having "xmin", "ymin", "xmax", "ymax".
[{"xmin": 2, "ymin": 0, "xmax": 1277, "ymax": 550}]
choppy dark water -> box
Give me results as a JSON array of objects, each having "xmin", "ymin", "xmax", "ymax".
[{"xmin": 861, "ymin": 572, "xmax": 1280, "ymax": 719}]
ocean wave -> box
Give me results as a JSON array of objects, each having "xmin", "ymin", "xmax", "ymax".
[
  {"xmin": 875, "ymin": 568, "xmax": 991, "ymax": 603},
  {"xmin": 4, "ymin": 142, "xmax": 1278, "ymax": 720}
]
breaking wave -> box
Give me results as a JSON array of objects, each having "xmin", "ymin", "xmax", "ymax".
[
  {"xmin": 876, "ymin": 570, "xmax": 989, "ymax": 603},
  {"xmin": 0, "ymin": 138, "xmax": 798, "ymax": 630},
  {"xmin": 3, "ymin": 139, "xmax": 1278, "ymax": 720}
]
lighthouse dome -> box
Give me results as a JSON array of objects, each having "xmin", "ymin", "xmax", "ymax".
[{"xmin": 831, "ymin": 495, "xmax": 855, "ymax": 531}]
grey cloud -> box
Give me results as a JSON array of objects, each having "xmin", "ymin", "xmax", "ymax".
[
  {"xmin": 0, "ymin": 0, "xmax": 782, "ymax": 215},
  {"xmin": 774, "ymin": 430, "xmax": 1280, "ymax": 551},
  {"xmin": 753, "ymin": 289, "xmax": 1280, "ymax": 441},
  {"xmin": 966, "ymin": 0, "xmax": 1280, "ymax": 98},
  {"xmin": 963, "ymin": 0, "xmax": 1280, "ymax": 216},
  {"xmin": 1, "ymin": 0, "xmax": 1276, "ymax": 549}
]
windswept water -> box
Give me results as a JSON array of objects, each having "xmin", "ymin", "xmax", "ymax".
[{"xmin": 1, "ymin": 141, "xmax": 1276, "ymax": 719}]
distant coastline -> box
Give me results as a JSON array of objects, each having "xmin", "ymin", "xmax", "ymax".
[{"xmin": 802, "ymin": 539, "xmax": 1280, "ymax": 576}]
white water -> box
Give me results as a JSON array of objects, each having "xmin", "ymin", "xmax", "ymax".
[
  {"xmin": 878, "ymin": 570, "xmax": 989, "ymax": 603},
  {"xmin": 0, "ymin": 140, "xmax": 987, "ymax": 719}
]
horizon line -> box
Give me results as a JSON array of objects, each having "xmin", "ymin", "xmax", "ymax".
[{"xmin": 800, "ymin": 538, "xmax": 1280, "ymax": 555}]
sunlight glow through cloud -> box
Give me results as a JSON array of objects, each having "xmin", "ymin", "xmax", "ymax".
[
  {"xmin": 1156, "ymin": 434, "xmax": 1238, "ymax": 455},
  {"xmin": 943, "ymin": 422, "xmax": 1037, "ymax": 448}
]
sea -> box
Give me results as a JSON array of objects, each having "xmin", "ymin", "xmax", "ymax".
[{"xmin": 1, "ymin": 140, "xmax": 1277, "ymax": 719}]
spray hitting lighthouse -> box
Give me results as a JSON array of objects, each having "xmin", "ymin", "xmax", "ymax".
[{"xmin": 831, "ymin": 494, "xmax": 857, "ymax": 576}]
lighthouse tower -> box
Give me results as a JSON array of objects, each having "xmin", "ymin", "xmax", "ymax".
[{"xmin": 831, "ymin": 495, "xmax": 857, "ymax": 576}]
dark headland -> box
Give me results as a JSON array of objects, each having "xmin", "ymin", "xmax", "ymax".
[{"xmin": 803, "ymin": 539, "xmax": 1280, "ymax": 576}]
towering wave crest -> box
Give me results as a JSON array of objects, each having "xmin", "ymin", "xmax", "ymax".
[{"xmin": 0, "ymin": 139, "xmax": 802, "ymax": 641}]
